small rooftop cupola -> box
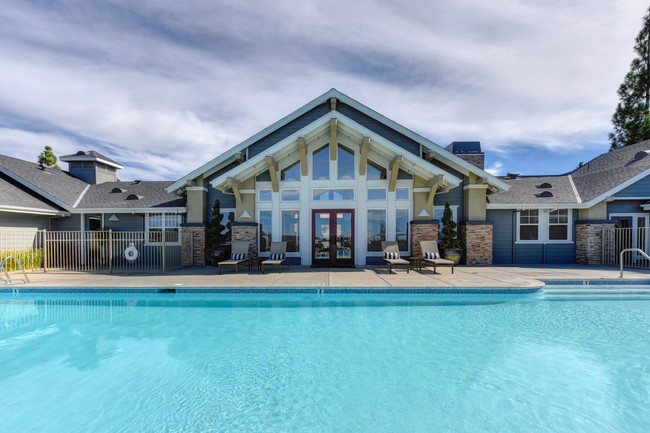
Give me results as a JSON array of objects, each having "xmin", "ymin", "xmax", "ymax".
[
  {"xmin": 59, "ymin": 150, "xmax": 124, "ymax": 185},
  {"xmin": 445, "ymin": 141, "xmax": 485, "ymax": 170}
]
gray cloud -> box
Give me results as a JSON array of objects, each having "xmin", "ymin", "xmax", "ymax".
[{"xmin": 0, "ymin": 0, "xmax": 647, "ymax": 180}]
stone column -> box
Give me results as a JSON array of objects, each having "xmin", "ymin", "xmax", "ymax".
[
  {"xmin": 461, "ymin": 222, "xmax": 493, "ymax": 265},
  {"xmin": 410, "ymin": 220, "xmax": 439, "ymax": 258},
  {"xmin": 576, "ymin": 220, "xmax": 615, "ymax": 265},
  {"xmin": 231, "ymin": 222, "xmax": 258, "ymax": 261},
  {"xmin": 181, "ymin": 224, "xmax": 206, "ymax": 266}
]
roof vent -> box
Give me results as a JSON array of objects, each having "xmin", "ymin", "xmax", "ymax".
[
  {"xmin": 507, "ymin": 172, "xmax": 520, "ymax": 179},
  {"xmin": 634, "ymin": 150, "xmax": 650, "ymax": 160},
  {"xmin": 126, "ymin": 194, "xmax": 143, "ymax": 200},
  {"xmin": 537, "ymin": 182, "xmax": 552, "ymax": 189},
  {"xmin": 75, "ymin": 151, "xmax": 86, "ymax": 156},
  {"xmin": 536, "ymin": 191, "xmax": 553, "ymax": 198},
  {"xmin": 111, "ymin": 187, "xmax": 126, "ymax": 193},
  {"xmin": 134, "ymin": 180, "xmax": 142, "ymax": 184}
]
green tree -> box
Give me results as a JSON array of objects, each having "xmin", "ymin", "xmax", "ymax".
[
  {"xmin": 439, "ymin": 201, "xmax": 460, "ymax": 249},
  {"xmin": 37, "ymin": 145, "xmax": 60, "ymax": 169},
  {"xmin": 610, "ymin": 7, "xmax": 650, "ymax": 150},
  {"xmin": 205, "ymin": 200, "xmax": 228, "ymax": 256}
]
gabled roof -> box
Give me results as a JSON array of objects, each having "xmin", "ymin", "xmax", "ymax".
[
  {"xmin": 167, "ymin": 88, "xmax": 509, "ymax": 193},
  {"xmin": 488, "ymin": 139, "xmax": 650, "ymax": 208},
  {"xmin": 74, "ymin": 181, "xmax": 186, "ymax": 210},
  {"xmin": 0, "ymin": 153, "xmax": 89, "ymax": 209},
  {"xmin": 0, "ymin": 173, "xmax": 68, "ymax": 215},
  {"xmin": 60, "ymin": 150, "xmax": 124, "ymax": 169}
]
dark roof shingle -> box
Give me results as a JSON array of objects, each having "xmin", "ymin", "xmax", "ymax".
[{"xmin": 76, "ymin": 181, "xmax": 186, "ymax": 209}]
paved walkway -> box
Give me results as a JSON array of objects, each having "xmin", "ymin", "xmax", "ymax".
[{"xmin": 8, "ymin": 264, "xmax": 650, "ymax": 288}]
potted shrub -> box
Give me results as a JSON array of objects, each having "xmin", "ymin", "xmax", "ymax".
[
  {"xmin": 439, "ymin": 201, "xmax": 462, "ymax": 265},
  {"xmin": 205, "ymin": 200, "xmax": 229, "ymax": 266}
]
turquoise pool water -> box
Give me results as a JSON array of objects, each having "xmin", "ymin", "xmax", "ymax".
[{"xmin": 0, "ymin": 290, "xmax": 649, "ymax": 432}]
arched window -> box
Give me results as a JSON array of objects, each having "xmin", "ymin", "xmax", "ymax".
[
  {"xmin": 338, "ymin": 144, "xmax": 355, "ymax": 180},
  {"xmin": 312, "ymin": 145, "xmax": 329, "ymax": 180}
]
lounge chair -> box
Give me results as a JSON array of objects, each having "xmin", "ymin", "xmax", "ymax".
[
  {"xmin": 218, "ymin": 241, "xmax": 250, "ymax": 274},
  {"xmin": 420, "ymin": 241, "xmax": 455, "ymax": 274},
  {"xmin": 381, "ymin": 241, "xmax": 410, "ymax": 274},
  {"xmin": 262, "ymin": 242, "xmax": 287, "ymax": 274}
]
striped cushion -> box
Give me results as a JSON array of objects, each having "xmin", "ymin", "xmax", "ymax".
[
  {"xmin": 270, "ymin": 253, "xmax": 285, "ymax": 260},
  {"xmin": 424, "ymin": 251, "xmax": 439, "ymax": 259},
  {"xmin": 384, "ymin": 251, "xmax": 400, "ymax": 260},
  {"xmin": 231, "ymin": 253, "xmax": 247, "ymax": 261}
]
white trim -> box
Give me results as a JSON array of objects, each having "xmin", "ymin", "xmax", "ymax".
[
  {"xmin": 515, "ymin": 208, "xmax": 573, "ymax": 244},
  {"xmin": 71, "ymin": 207, "xmax": 187, "ymax": 214},
  {"xmin": 186, "ymin": 186, "xmax": 208, "ymax": 192},
  {"xmin": 0, "ymin": 205, "xmax": 69, "ymax": 216},
  {"xmin": 614, "ymin": 196, "xmax": 650, "ymax": 200},
  {"xmin": 463, "ymin": 184, "xmax": 489, "ymax": 190},
  {"xmin": 413, "ymin": 187, "xmax": 430, "ymax": 193},
  {"xmin": 59, "ymin": 155, "xmax": 124, "ymax": 170},
  {"xmin": 239, "ymin": 189, "xmax": 255, "ymax": 194},
  {"xmin": 487, "ymin": 203, "xmax": 582, "ymax": 210},
  {"xmin": 145, "ymin": 212, "xmax": 182, "ymax": 246},
  {"xmin": 72, "ymin": 184, "xmax": 90, "ymax": 208},
  {"xmin": 567, "ymin": 175, "xmax": 582, "ymax": 203}
]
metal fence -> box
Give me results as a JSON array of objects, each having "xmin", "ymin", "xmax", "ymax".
[
  {"xmin": 602, "ymin": 226, "xmax": 650, "ymax": 269},
  {"xmin": 0, "ymin": 229, "xmax": 181, "ymax": 273}
]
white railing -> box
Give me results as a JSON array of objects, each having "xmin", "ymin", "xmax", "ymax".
[
  {"xmin": 0, "ymin": 255, "xmax": 31, "ymax": 284},
  {"xmin": 619, "ymin": 248, "xmax": 650, "ymax": 277},
  {"xmin": 0, "ymin": 229, "xmax": 181, "ymax": 273},
  {"xmin": 602, "ymin": 226, "xmax": 650, "ymax": 270}
]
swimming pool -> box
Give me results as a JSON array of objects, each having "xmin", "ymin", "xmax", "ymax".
[{"xmin": 1, "ymin": 288, "xmax": 649, "ymax": 432}]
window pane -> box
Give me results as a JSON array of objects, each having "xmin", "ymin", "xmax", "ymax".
[
  {"xmin": 396, "ymin": 188, "xmax": 409, "ymax": 200},
  {"xmin": 520, "ymin": 225, "xmax": 538, "ymax": 241},
  {"xmin": 312, "ymin": 189, "xmax": 354, "ymax": 201},
  {"xmin": 149, "ymin": 213, "xmax": 162, "ymax": 228},
  {"xmin": 549, "ymin": 225, "xmax": 568, "ymax": 240},
  {"xmin": 258, "ymin": 190, "xmax": 272, "ymax": 202},
  {"xmin": 396, "ymin": 209, "xmax": 409, "ymax": 251},
  {"xmin": 367, "ymin": 160, "xmax": 386, "ymax": 180},
  {"xmin": 219, "ymin": 211, "xmax": 234, "ymax": 236},
  {"xmin": 282, "ymin": 210, "xmax": 299, "ymax": 252},
  {"xmin": 259, "ymin": 210, "xmax": 272, "ymax": 253},
  {"xmin": 281, "ymin": 161, "xmax": 301, "ymax": 181},
  {"xmin": 550, "ymin": 209, "xmax": 568, "ymax": 224},
  {"xmin": 367, "ymin": 188, "xmax": 387, "ymax": 201},
  {"xmin": 367, "ymin": 209, "xmax": 386, "ymax": 252},
  {"xmin": 312, "ymin": 145, "xmax": 329, "ymax": 180},
  {"xmin": 281, "ymin": 190, "xmax": 300, "ymax": 201},
  {"xmin": 338, "ymin": 144, "xmax": 355, "ymax": 180},
  {"xmin": 165, "ymin": 214, "xmax": 178, "ymax": 228}
]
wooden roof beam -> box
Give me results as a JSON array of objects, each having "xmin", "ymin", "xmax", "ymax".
[
  {"xmin": 226, "ymin": 177, "xmax": 243, "ymax": 206},
  {"xmin": 427, "ymin": 175, "xmax": 445, "ymax": 207},
  {"xmin": 264, "ymin": 156, "xmax": 279, "ymax": 192},
  {"xmin": 298, "ymin": 137, "xmax": 308, "ymax": 177},
  {"xmin": 359, "ymin": 136, "xmax": 370, "ymax": 176},
  {"xmin": 330, "ymin": 118, "xmax": 338, "ymax": 160},
  {"xmin": 388, "ymin": 155, "xmax": 404, "ymax": 192}
]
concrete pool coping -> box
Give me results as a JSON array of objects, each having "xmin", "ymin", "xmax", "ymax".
[{"xmin": 5, "ymin": 264, "xmax": 650, "ymax": 290}]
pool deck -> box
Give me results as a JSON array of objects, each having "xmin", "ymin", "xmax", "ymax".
[{"xmin": 8, "ymin": 264, "xmax": 650, "ymax": 289}]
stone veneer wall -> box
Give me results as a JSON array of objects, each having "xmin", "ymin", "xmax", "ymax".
[
  {"xmin": 576, "ymin": 221, "xmax": 615, "ymax": 265},
  {"xmin": 456, "ymin": 154, "xmax": 485, "ymax": 170},
  {"xmin": 231, "ymin": 223, "xmax": 258, "ymax": 261},
  {"xmin": 410, "ymin": 221, "xmax": 439, "ymax": 258},
  {"xmin": 460, "ymin": 223, "xmax": 493, "ymax": 265},
  {"xmin": 181, "ymin": 225, "xmax": 206, "ymax": 266}
]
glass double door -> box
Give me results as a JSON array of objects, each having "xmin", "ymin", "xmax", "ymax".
[{"xmin": 312, "ymin": 209, "xmax": 354, "ymax": 266}]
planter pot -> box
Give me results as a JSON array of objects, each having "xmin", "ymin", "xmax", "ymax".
[{"xmin": 443, "ymin": 248, "xmax": 462, "ymax": 265}]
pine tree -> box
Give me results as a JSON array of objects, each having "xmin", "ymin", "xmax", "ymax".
[
  {"xmin": 610, "ymin": 7, "xmax": 650, "ymax": 150},
  {"xmin": 37, "ymin": 145, "xmax": 60, "ymax": 169},
  {"xmin": 439, "ymin": 202, "xmax": 460, "ymax": 249},
  {"xmin": 205, "ymin": 200, "xmax": 228, "ymax": 256}
]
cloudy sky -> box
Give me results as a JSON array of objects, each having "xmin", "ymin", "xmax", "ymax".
[{"xmin": 0, "ymin": 0, "xmax": 648, "ymax": 180}]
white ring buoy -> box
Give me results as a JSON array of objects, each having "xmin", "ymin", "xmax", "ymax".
[{"xmin": 124, "ymin": 243, "xmax": 139, "ymax": 262}]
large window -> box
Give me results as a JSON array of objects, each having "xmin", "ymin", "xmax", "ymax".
[
  {"xmin": 366, "ymin": 160, "xmax": 386, "ymax": 180},
  {"xmin": 282, "ymin": 210, "xmax": 300, "ymax": 252},
  {"xmin": 259, "ymin": 210, "xmax": 272, "ymax": 253},
  {"xmin": 367, "ymin": 209, "xmax": 386, "ymax": 252},
  {"xmin": 396, "ymin": 187, "xmax": 409, "ymax": 200},
  {"xmin": 281, "ymin": 189, "xmax": 300, "ymax": 201},
  {"xmin": 338, "ymin": 144, "xmax": 355, "ymax": 180},
  {"xmin": 313, "ymin": 145, "xmax": 329, "ymax": 180},
  {"xmin": 313, "ymin": 189, "xmax": 354, "ymax": 201},
  {"xmin": 368, "ymin": 188, "xmax": 387, "ymax": 201},
  {"xmin": 396, "ymin": 209, "xmax": 409, "ymax": 251},
  {"xmin": 519, "ymin": 210, "xmax": 539, "ymax": 241},
  {"xmin": 281, "ymin": 161, "xmax": 301, "ymax": 181},
  {"xmin": 147, "ymin": 213, "xmax": 180, "ymax": 244},
  {"xmin": 258, "ymin": 190, "xmax": 272, "ymax": 202},
  {"xmin": 549, "ymin": 209, "xmax": 569, "ymax": 241}
]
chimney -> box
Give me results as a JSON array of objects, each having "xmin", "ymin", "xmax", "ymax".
[{"xmin": 445, "ymin": 141, "xmax": 485, "ymax": 170}]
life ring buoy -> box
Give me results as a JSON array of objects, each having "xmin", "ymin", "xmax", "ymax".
[{"xmin": 124, "ymin": 243, "xmax": 139, "ymax": 262}]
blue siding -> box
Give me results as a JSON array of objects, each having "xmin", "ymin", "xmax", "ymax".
[
  {"xmin": 434, "ymin": 184, "xmax": 464, "ymax": 225},
  {"xmin": 247, "ymin": 104, "xmax": 331, "ymax": 158},
  {"xmin": 544, "ymin": 244, "xmax": 575, "ymax": 264},
  {"xmin": 614, "ymin": 174, "xmax": 650, "ymax": 197},
  {"xmin": 488, "ymin": 209, "xmax": 514, "ymax": 264},
  {"xmin": 607, "ymin": 200, "xmax": 646, "ymax": 214},
  {"xmin": 514, "ymin": 244, "xmax": 544, "ymax": 264},
  {"xmin": 337, "ymin": 103, "xmax": 420, "ymax": 156},
  {"xmin": 206, "ymin": 161, "xmax": 239, "ymax": 220}
]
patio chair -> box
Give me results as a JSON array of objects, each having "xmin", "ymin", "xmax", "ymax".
[
  {"xmin": 381, "ymin": 241, "xmax": 410, "ymax": 274},
  {"xmin": 218, "ymin": 241, "xmax": 250, "ymax": 274},
  {"xmin": 262, "ymin": 242, "xmax": 287, "ymax": 274},
  {"xmin": 420, "ymin": 241, "xmax": 455, "ymax": 274}
]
